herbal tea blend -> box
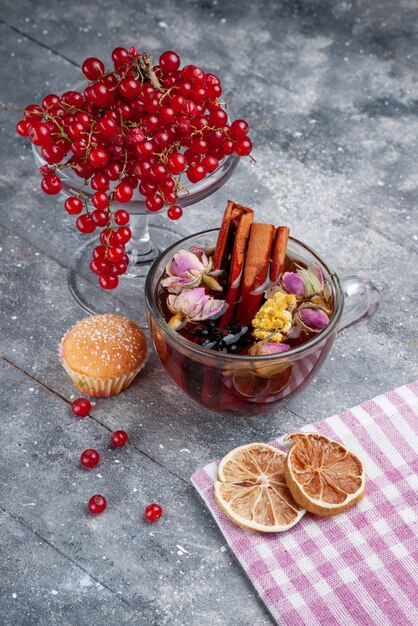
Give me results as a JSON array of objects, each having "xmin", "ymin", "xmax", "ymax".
[{"xmin": 158, "ymin": 201, "xmax": 334, "ymax": 356}]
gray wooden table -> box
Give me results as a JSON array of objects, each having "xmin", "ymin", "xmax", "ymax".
[{"xmin": 1, "ymin": 1, "xmax": 417, "ymax": 624}]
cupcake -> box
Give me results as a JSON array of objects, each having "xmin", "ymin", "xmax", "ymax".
[{"xmin": 59, "ymin": 314, "xmax": 148, "ymax": 397}]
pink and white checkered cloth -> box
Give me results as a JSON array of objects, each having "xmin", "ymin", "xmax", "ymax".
[{"xmin": 191, "ymin": 381, "xmax": 418, "ymax": 625}]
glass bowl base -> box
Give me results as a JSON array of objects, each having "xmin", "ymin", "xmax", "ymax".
[{"xmin": 67, "ymin": 224, "xmax": 182, "ymax": 327}]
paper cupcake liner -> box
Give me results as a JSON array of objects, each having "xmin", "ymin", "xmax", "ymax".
[{"xmin": 59, "ymin": 356, "xmax": 145, "ymax": 397}]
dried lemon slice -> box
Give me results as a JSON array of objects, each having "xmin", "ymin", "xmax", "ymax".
[
  {"xmin": 284, "ymin": 432, "xmax": 366, "ymax": 516},
  {"xmin": 214, "ymin": 443, "xmax": 305, "ymax": 532}
]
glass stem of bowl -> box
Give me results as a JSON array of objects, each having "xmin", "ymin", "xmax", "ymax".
[{"xmin": 124, "ymin": 213, "xmax": 160, "ymax": 277}]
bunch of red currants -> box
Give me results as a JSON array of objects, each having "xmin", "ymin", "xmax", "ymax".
[{"xmin": 15, "ymin": 46, "xmax": 252, "ymax": 289}]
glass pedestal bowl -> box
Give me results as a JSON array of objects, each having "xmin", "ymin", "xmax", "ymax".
[{"xmin": 32, "ymin": 144, "xmax": 239, "ymax": 327}]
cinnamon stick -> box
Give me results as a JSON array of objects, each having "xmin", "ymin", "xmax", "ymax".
[
  {"xmin": 219, "ymin": 209, "xmax": 254, "ymax": 327},
  {"xmin": 270, "ymin": 226, "xmax": 290, "ymax": 282},
  {"xmin": 235, "ymin": 222, "xmax": 275, "ymax": 325},
  {"xmin": 213, "ymin": 200, "xmax": 254, "ymax": 271}
]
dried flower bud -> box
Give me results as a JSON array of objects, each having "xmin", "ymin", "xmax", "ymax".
[
  {"xmin": 298, "ymin": 306, "xmax": 329, "ymax": 332},
  {"xmin": 248, "ymin": 342, "xmax": 290, "ymax": 356}
]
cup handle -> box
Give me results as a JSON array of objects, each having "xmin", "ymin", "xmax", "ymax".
[{"xmin": 338, "ymin": 276, "xmax": 380, "ymax": 332}]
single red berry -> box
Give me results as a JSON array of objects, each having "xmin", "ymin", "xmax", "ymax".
[
  {"xmin": 112, "ymin": 46, "xmax": 129, "ymax": 69},
  {"xmin": 41, "ymin": 173, "xmax": 62, "ymax": 195},
  {"xmin": 159, "ymin": 50, "xmax": 180, "ymax": 74},
  {"xmin": 186, "ymin": 164, "xmax": 206, "ymax": 184},
  {"xmin": 62, "ymin": 90, "xmax": 84, "ymax": 108},
  {"xmin": 76, "ymin": 214, "xmax": 96, "ymax": 234},
  {"xmin": 113, "ymin": 209, "xmax": 129, "ymax": 226},
  {"xmin": 92, "ymin": 191, "xmax": 110, "ymax": 210},
  {"xmin": 191, "ymin": 138, "xmax": 208, "ymax": 155},
  {"xmin": 209, "ymin": 108, "xmax": 228, "ymax": 126},
  {"xmin": 167, "ymin": 205, "xmax": 183, "ymax": 220},
  {"xmin": 222, "ymin": 138, "xmax": 235, "ymax": 155},
  {"xmin": 88, "ymin": 147, "xmax": 109, "ymax": 169},
  {"xmin": 24, "ymin": 103, "xmax": 43, "ymax": 122},
  {"xmin": 29, "ymin": 122, "xmax": 52, "ymax": 146},
  {"xmin": 105, "ymin": 161, "xmax": 122, "ymax": 181},
  {"xmin": 234, "ymin": 137, "xmax": 253, "ymax": 156},
  {"xmin": 91, "ymin": 209, "xmax": 109, "ymax": 227},
  {"xmin": 91, "ymin": 173, "xmax": 109, "ymax": 191},
  {"xmin": 88, "ymin": 494, "xmax": 107, "ymax": 515},
  {"xmin": 201, "ymin": 155, "xmax": 219, "ymax": 173},
  {"xmin": 71, "ymin": 397, "xmax": 91, "ymax": 417},
  {"xmin": 80, "ymin": 449, "xmax": 100, "ymax": 469},
  {"xmin": 16, "ymin": 119, "xmax": 31, "ymax": 137},
  {"xmin": 107, "ymin": 245, "xmax": 125, "ymax": 262},
  {"xmin": 159, "ymin": 106, "xmax": 175, "ymax": 125},
  {"xmin": 97, "ymin": 116, "xmax": 118, "ymax": 137},
  {"xmin": 146, "ymin": 193, "xmax": 164, "ymax": 212},
  {"xmin": 111, "ymin": 430, "xmax": 128, "ymax": 447},
  {"xmin": 119, "ymin": 77, "xmax": 141, "ymax": 99},
  {"xmin": 99, "ymin": 274, "xmax": 119, "ymax": 289},
  {"xmin": 144, "ymin": 503, "xmax": 163, "ymax": 522},
  {"xmin": 82, "ymin": 57, "xmax": 105, "ymax": 81},
  {"xmin": 114, "ymin": 182, "xmax": 133, "ymax": 203},
  {"xmin": 112, "ymin": 259, "xmax": 128, "ymax": 275},
  {"xmin": 230, "ymin": 119, "xmax": 249, "ymax": 140},
  {"xmin": 42, "ymin": 93, "xmax": 61, "ymax": 110},
  {"xmin": 115, "ymin": 227, "xmax": 132, "ymax": 245},
  {"xmin": 167, "ymin": 152, "xmax": 186, "ymax": 174},
  {"xmin": 41, "ymin": 142, "xmax": 66, "ymax": 164},
  {"xmin": 64, "ymin": 196, "xmax": 84, "ymax": 215}
]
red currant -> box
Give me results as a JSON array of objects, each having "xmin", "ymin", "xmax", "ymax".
[
  {"xmin": 111, "ymin": 430, "xmax": 128, "ymax": 447},
  {"xmin": 106, "ymin": 161, "xmax": 122, "ymax": 181},
  {"xmin": 159, "ymin": 50, "xmax": 180, "ymax": 74},
  {"xmin": 97, "ymin": 116, "xmax": 118, "ymax": 137},
  {"xmin": 112, "ymin": 260, "xmax": 128, "ymax": 275},
  {"xmin": 64, "ymin": 196, "xmax": 84, "ymax": 215},
  {"xmin": 99, "ymin": 274, "xmax": 119, "ymax": 290},
  {"xmin": 91, "ymin": 210, "xmax": 109, "ymax": 227},
  {"xmin": 115, "ymin": 227, "xmax": 132, "ymax": 244},
  {"xmin": 113, "ymin": 209, "xmax": 129, "ymax": 226},
  {"xmin": 201, "ymin": 155, "xmax": 219, "ymax": 173},
  {"xmin": 146, "ymin": 193, "xmax": 164, "ymax": 212},
  {"xmin": 114, "ymin": 182, "xmax": 133, "ymax": 203},
  {"xmin": 80, "ymin": 449, "xmax": 100, "ymax": 469},
  {"xmin": 41, "ymin": 173, "xmax": 62, "ymax": 195},
  {"xmin": 62, "ymin": 90, "xmax": 84, "ymax": 108},
  {"xmin": 88, "ymin": 148, "xmax": 109, "ymax": 169},
  {"xmin": 88, "ymin": 494, "xmax": 107, "ymax": 515},
  {"xmin": 16, "ymin": 119, "xmax": 31, "ymax": 137},
  {"xmin": 42, "ymin": 93, "xmax": 61, "ymax": 110},
  {"xmin": 82, "ymin": 57, "xmax": 105, "ymax": 81},
  {"xmin": 107, "ymin": 245, "xmax": 125, "ymax": 262},
  {"xmin": 92, "ymin": 191, "xmax": 110, "ymax": 210},
  {"xmin": 119, "ymin": 78, "xmax": 141, "ymax": 99},
  {"xmin": 234, "ymin": 137, "xmax": 253, "ymax": 156},
  {"xmin": 144, "ymin": 503, "xmax": 163, "ymax": 522},
  {"xmin": 24, "ymin": 104, "xmax": 43, "ymax": 122},
  {"xmin": 167, "ymin": 205, "xmax": 183, "ymax": 220},
  {"xmin": 167, "ymin": 152, "xmax": 186, "ymax": 174},
  {"xmin": 230, "ymin": 119, "xmax": 249, "ymax": 139},
  {"xmin": 186, "ymin": 164, "xmax": 206, "ymax": 183},
  {"xmin": 112, "ymin": 46, "xmax": 129, "ymax": 69},
  {"xmin": 71, "ymin": 397, "xmax": 91, "ymax": 417},
  {"xmin": 91, "ymin": 173, "xmax": 110, "ymax": 191},
  {"xmin": 41, "ymin": 142, "xmax": 66, "ymax": 164},
  {"xmin": 29, "ymin": 122, "xmax": 52, "ymax": 146},
  {"xmin": 76, "ymin": 214, "xmax": 96, "ymax": 234}
]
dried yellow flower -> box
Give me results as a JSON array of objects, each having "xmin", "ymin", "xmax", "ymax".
[{"xmin": 252, "ymin": 292, "xmax": 297, "ymax": 342}]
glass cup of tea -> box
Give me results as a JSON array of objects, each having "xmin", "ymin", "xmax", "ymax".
[{"xmin": 145, "ymin": 229, "xmax": 379, "ymax": 412}]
